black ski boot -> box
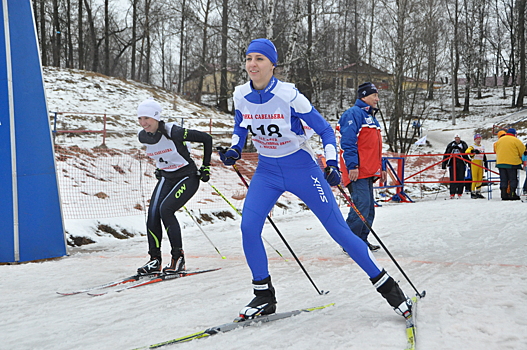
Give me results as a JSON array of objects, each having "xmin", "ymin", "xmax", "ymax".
[
  {"xmin": 137, "ymin": 257, "xmax": 162, "ymax": 275},
  {"xmin": 237, "ymin": 276, "xmax": 277, "ymax": 321},
  {"xmin": 368, "ymin": 243, "xmax": 381, "ymax": 252},
  {"xmin": 371, "ymin": 269, "xmax": 412, "ymax": 319},
  {"xmin": 501, "ymin": 188, "xmax": 510, "ymax": 200},
  {"xmin": 163, "ymin": 248, "xmax": 186, "ymax": 274},
  {"xmin": 509, "ymin": 188, "xmax": 520, "ymax": 201}
]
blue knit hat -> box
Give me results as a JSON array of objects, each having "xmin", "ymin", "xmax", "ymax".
[
  {"xmin": 357, "ymin": 82, "xmax": 379, "ymax": 99},
  {"xmin": 507, "ymin": 128, "xmax": 517, "ymax": 135},
  {"xmin": 246, "ymin": 39, "xmax": 278, "ymax": 66}
]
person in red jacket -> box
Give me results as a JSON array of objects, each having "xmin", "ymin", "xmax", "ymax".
[{"xmin": 338, "ymin": 82, "xmax": 385, "ymax": 251}]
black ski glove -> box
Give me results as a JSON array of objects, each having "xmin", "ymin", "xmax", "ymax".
[{"xmin": 198, "ymin": 165, "xmax": 210, "ymax": 182}]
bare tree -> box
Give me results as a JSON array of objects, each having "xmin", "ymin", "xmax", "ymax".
[
  {"xmin": 266, "ymin": 0, "xmax": 276, "ymax": 39},
  {"xmin": 131, "ymin": 0, "xmax": 138, "ymax": 80},
  {"xmin": 78, "ymin": 0, "xmax": 84, "ymax": 69},
  {"xmin": 283, "ymin": 0, "xmax": 302, "ymax": 82},
  {"xmin": 53, "ymin": 0, "xmax": 61, "ymax": 67},
  {"xmin": 444, "ymin": 0, "xmax": 463, "ymax": 107},
  {"xmin": 65, "ymin": 0, "xmax": 74, "ymax": 68},
  {"xmin": 516, "ymin": 0, "xmax": 526, "ymax": 106},
  {"xmin": 460, "ymin": 0, "xmax": 479, "ymax": 113},
  {"xmin": 193, "ymin": 0, "xmax": 213, "ymax": 103},
  {"xmin": 475, "ymin": 0, "xmax": 489, "ymax": 99},
  {"xmin": 496, "ymin": 0, "xmax": 518, "ymax": 106},
  {"xmin": 41, "ymin": 0, "xmax": 47, "ymax": 66},
  {"xmin": 144, "ymin": 0, "xmax": 152, "ymax": 84},
  {"xmin": 217, "ymin": 0, "xmax": 229, "ymax": 112},
  {"xmin": 83, "ymin": 0, "xmax": 99, "ymax": 72},
  {"xmin": 423, "ymin": 0, "xmax": 443, "ymax": 100},
  {"xmin": 104, "ymin": 0, "xmax": 110, "ymax": 75},
  {"xmin": 177, "ymin": 0, "xmax": 186, "ymax": 94}
]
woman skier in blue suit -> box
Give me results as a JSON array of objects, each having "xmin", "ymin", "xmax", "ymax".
[{"xmin": 220, "ymin": 38, "xmax": 412, "ymax": 320}]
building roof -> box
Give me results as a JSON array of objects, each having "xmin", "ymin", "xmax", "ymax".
[
  {"xmin": 184, "ymin": 64, "xmax": 237, "ymax": 82},
  {"xmin": 331, "ymin": 61, "xmax": 389, "ymax": 76}
]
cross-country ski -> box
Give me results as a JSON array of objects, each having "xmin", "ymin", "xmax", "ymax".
[
  {"xmin": 56, "ymin": 274, "xmax": 154, "ymax": 296},
  {"xmin": 405, "ymin": 296, "xmax": 420, "ymax": 350},
  {"xmin": 87, "ymin": 268, "xmax": 221, "ymax": 296},
  {"xmin": 131, "ymin": 304, "xmax": 335, "ymax": 349}
]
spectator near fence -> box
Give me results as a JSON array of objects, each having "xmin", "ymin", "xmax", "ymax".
[
  {"xmin": 522, "ymin": 144, "xmax": 527, "ymax": 195},
  {"xmin": 493, "ymin": 128, "xmax": 525, "ymax": 201},
  {"xmin": 412, "ymin": 119, "xmax": 421, "ymax": 137},
  {"xmin": 466, "ymin": 133, "xmax": 487, "ymax": 199},
  {"xmin": 442, "ymin": 134, "xmax": 469, "ymax": 199},
  {"xmin": 338, "ymin": 82, "xmax": 385, "ymax": 252}
]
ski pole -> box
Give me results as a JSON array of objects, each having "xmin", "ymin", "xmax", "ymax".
[
  {"xmin": 434, "ymin": 167, "xmax": 448, "ymax": 200},
  {"xmin": 207, "ymin": 182, "xmax": 288, "ymax": 262},
  {"xmin": 231, "ymin": 163, "xmax": 327, "ymax": 295},
  {"xmin": 183, "ymin": 206, "xmax": 226, "ymax": 259},
  {"xmin": 337, "ymin": 184, "xmax": 425, "ymax": 298}
]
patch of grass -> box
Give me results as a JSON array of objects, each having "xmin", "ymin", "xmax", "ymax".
[
  {"xmin": 199, "ymin": 213, "xmax": 214, "ymax": 223},
  {"xmin": 97, "ymin": 224, "xmax": 128, "ymax": 239},
  {"xmin": 213, "ymin": 210, "xmax": 235, "ymax": 221},
  {"xmin": 120, "ymin": 229, "xmax": 135, "ymax": 238},
  {"xmin": 94, "ymin": 191, "xmax": 109, "ymax": 198},
  {"xmin": 275, "ymin": 201, "xmax": 289, "ymax": 209},
  {"xmin": 299, "ymin": 203, "xmax": 310, "ymax": 211},
  {"xmin": 68, "ymin": 235, "xmax": 96, "ymax": 246}
]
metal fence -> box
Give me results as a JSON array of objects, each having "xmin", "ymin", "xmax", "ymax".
[{"xmin": 54, "ymin": 146, "xmax": 306, "ymax": 220}]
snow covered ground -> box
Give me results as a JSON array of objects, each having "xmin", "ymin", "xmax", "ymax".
[
  {"xmin": 2, "ymin": 196, "xmax": 526, "ymax": 350},
  {"xmin": 2, "ymin": 68, "xmax": 527, "ymax": 349}
]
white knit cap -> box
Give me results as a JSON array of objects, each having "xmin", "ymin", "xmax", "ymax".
[{"xmin": 137, "ymin": 98, "xmax": 162, "ymax": 121}]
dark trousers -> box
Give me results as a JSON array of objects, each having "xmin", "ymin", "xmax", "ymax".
[
  {"xmin": 449, "ymin": 161, "xmax": 466, "ymax": 195},
  {"xmin": 498, "ymin": 168, "xmax": 519, "ymax": 190},
  {"xmin": 147, "ymin": 174, "xmax": 200, "ymax": 258},
  {"xmin": 345, "ymin": 177, "xmax": 375, "ymax": 244}
]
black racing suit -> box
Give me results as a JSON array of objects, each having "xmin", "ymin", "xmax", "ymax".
[{"xmin": 138, "ymin": 122, "xmax": 212, "ymax": 259}]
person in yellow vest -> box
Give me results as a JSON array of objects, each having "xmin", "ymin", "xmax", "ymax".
[
  {"xmin": 466, "ymin": 133, "xmax": 487, "ymax": 199},
  {"xmin": 493, "ymin": 128, "xmax": 526, "ymax": 200}
]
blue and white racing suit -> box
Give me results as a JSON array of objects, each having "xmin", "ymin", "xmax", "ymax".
[{"xmin": 229, "ymin": 76, "xmax": 383, "ymax": 281}]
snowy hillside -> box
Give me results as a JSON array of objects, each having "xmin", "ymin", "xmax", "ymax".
[{"xmin": 44, "ymin": 66, "xmax": 235, "ymax": 149}]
